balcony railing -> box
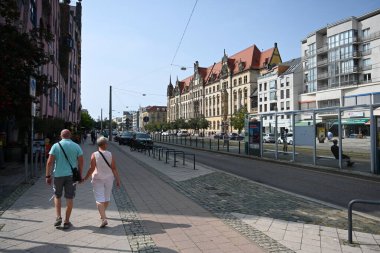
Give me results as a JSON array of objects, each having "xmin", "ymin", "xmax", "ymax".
[
  {"xmin": 362, "ymin": 49, "xmax": 372, "ymax": 56},
  {"xmin": 317, "ymin": 72, "xmax": 329, "ymax": 80},
  {"xmin": 362, "ymin": 65, "xmax": 372, "ymax": 71},
  {"xmin": 362, "ymin": 31, "xmax": 380, "ymax": 42},
  {"xmin": 317, "ymin": 58, "xmax": 328, "ymax": 66},
  {"xmin": 317, "ymin": 45, "xmax": 328, "ymax": 54},
  {"xmin": 353, "ymin": 51, "xmax": 361, "ymax": 58},
  {"xmin": 317, "ymin": 81, "xmax": 359, "ymax": 91}
]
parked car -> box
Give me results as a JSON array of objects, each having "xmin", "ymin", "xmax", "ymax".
[
  {"xmin": 177, "ymin": 130, "xmax": 190, "ymax": 137},
  {"xmin": 161, "ymin": 131, "xmax": 170, "ymax": 136},
  {"xmin": 263, "ymin": 133, "xmax": 275, "ymax": 143},
  {"xmin": 131, "ymin": 132, "xmax": 154, "ymax": 150},
  {"xmin": 277, "ymin": 133, "xmax": 294, "ymax": 144},
  {"xmin": 114, "ymin": 132, "xmax": 121, "ymax": 142},
  {"xmin": 228, "ymin": 133, "xmax": 244, "ymax": 141},
  {"xmin": 119, "ymin": 131, "xmax": 134, "ymax": 146},
  {"xmin": 214, "ymin": 132, "xmax": 229, "ymax": 139}
]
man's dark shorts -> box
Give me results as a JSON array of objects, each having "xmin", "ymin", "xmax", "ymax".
[{"xmin": 54, "ymin": 176, "xmax": 76, "ymax": 199}]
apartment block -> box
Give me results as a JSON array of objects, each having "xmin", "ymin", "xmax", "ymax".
[
  {"xmin": 300, "ymin": 9, "xmax": 380, "ymax": 119},
  {"xmin": 258, "ymin": 58, "xmax": 303, "ymax": 133}
]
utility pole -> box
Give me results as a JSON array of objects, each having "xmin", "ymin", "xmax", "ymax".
[
  {"xmin": 109, "ymin": 85, "xmax": 112, "ymax": 141},
  {"xmin": 100, "ymin": 108, "xmax": 103, "ymax": 132}
]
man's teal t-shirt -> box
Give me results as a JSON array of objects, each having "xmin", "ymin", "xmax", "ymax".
[{"xmin": 49, "ymin": 139, "xmax": 83, "ymax": 178}]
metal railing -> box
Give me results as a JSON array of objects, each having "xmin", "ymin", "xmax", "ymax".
[
  {"xmin": 155, "ymin": 134, "xmax": 244, "ymax": 156},
  {"xmin": 348, "ymin": 199, "xmax": 380, "ymax": 244}
]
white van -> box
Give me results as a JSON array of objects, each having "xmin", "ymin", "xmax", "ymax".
[{"xmin": 177, "ymin": 130, "xmax": 190, "ymax": 137}]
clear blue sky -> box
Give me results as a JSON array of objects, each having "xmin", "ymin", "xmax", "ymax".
[{"xmin": 81, "ymin": 0, "xmax": 380, "ymax": 120}]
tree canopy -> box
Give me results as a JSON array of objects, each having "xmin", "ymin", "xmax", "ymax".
[{"xmin": 230, "ymin": 106, "xmax": 247, "ymax": 134}]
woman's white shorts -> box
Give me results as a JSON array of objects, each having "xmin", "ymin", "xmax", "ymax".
[{"xmin": 91, "ymin": 176, "xmax": 114, "ymax": 203}]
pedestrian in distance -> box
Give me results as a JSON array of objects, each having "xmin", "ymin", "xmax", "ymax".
[
  {"xmin": 45, "ymin": 129, "xmax": 84, "ymax": 229},
  {"xmin": 282, "ymin": 129, "xmax": 288, "ymax": 153},
  {"xmin": 331, "ymin": 139, "xmax": 355, "ymax": 167},
  {"xmin": 90, "ymin": 130, "xmax": 96, "ymax": 145},
  {"xmin": 83, "ymin": 136, "xmax": 121, "ymax": 228}
]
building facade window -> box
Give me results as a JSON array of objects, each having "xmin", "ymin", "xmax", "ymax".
[
  {"xmin": 362, "ymin": 28, "xmax": 370, "ymax": 38},
  {"xmin": 269, "ymin": 80, "xmax": 276, "ymax": 89},
  {"xmin": 244, "ymin": 75, "xmax": 248, "ymax": 83},
  {"xmin": 269, "ymin": 91, "xmax": 277, "ymax": 101}
]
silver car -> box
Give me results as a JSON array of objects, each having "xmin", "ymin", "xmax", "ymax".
[{"xmin": 263, "ymin": 133, "xmax": 275, "ymax": 143}]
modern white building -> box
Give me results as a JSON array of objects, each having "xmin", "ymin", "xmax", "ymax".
[
  {"xmin": 258, "ymin": 58, "xmax": 303, "ymax": 133},
  {"xmin": 300, "ymin": 8, "xmax": 380, "ymax": 136}
]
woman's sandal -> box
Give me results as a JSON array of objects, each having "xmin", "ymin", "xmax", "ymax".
[{"xmin": 100, "ymin": 219, "xmax": 108, "ymax": 228}]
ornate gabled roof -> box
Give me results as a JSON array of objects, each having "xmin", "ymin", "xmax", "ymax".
[{"xmin": 175, "ymin": 43, "xmax": 280, "ymax": 91}]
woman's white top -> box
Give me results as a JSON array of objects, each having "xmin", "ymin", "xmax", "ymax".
[{"xmin": 92, "ymin": 150, "xmax": 114, "ymax": 180}]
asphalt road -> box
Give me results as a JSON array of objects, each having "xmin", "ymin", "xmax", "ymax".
[{"xmin": 156, "ymin": 142, "xmax": 380, "ymax": 217}]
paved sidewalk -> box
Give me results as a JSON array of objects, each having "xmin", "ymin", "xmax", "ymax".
[
  {"xmin": 114, "ymin": 143, "xmax": 380, "ymax": 253},
  {"xmin": 0, "ymin": 138, "xmax": 379, "ymax": 253},
  {"xmin": 0, "ymin": 169, "xmax": 131, "ymax": 252},
  {"xmin": 110, "ymin": 144, "xmax": 265, "ymax": 253}
]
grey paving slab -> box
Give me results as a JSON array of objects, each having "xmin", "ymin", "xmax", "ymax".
[{"xmin": 0, "ymin": 174, "xmax": 132, "ymax": 253}]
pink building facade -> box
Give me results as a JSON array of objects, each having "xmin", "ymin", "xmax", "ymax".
[{"xmin": 14, "ymin": 0, "xmax": 82, "ymax": 125}]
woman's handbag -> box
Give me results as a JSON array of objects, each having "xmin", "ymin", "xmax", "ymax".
[{"xmin": 58, "ymin": 143, "xmax": 82, "ymax": 182}]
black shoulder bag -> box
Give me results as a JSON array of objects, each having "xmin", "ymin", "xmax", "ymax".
[
  {"xmin": 98, "ymin": 151, "xmax": 112, "ymax": 169},
  {"xmin": 58, "ymin": 143, "xmax": 82, "ymax": 182}
]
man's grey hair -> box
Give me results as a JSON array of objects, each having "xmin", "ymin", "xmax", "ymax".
[{"xmin": 97, "ymin": 136, "xmax": 108, "ymax": 146}]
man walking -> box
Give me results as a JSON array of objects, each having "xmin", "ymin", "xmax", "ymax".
[{"xmin": 45, "ymin": 129, "xmax": 83, "ymax": 229}]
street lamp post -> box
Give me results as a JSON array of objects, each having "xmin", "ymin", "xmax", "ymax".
[{"xmin": 109, "ymin": 85, "xmax": 112, "ymax": 141}]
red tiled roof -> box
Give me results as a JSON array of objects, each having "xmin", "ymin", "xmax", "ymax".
[
  {"xmin": 259, "ymin": 48, "xmax": 275, "ymax": 68},
  {"xmin": 178, "ymin": 44, "xmax": 275, "ymax": 88}
]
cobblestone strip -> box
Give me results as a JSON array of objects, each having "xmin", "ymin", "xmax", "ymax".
[
  {"xmin": 0, "ymin": 182, "xmax": 32, "ymax": 232},
  {"xmin": 112, "ymin": 183, "xmax": 160, "ymax": 253},
  {"xmin": 125, "ymin": 153, "xmax": 294, "ymax": 253},
  {"xmin": 0, "ymin": 182, "xmax": 32, "ymax": 217}
]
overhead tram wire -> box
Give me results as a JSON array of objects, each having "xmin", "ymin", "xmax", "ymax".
[
  {"xmin": 113, "ymin": 87, "xmax": 166, "ymax": 97},
  {"xmin": 170, "ymin": 0, "xmax": 199, "ymax": 67}
]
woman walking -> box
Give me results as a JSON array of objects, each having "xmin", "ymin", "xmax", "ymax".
[{"xmin": 83, "ymin": 136, "xmax": 121, "ymax": 227}]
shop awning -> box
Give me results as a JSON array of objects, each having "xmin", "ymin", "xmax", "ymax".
[
  {"xmin": 295, "ymin": 121, "xmax": 314, "ymax": 126},
  {"xmin": 332, "ymin": 118, "xmax": 370, "ymax": 125}
]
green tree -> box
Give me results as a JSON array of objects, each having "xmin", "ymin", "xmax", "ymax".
[
  {"xmin": 199, "ymin": 116, "xmax": 210, "ymax": 135},
  {"xmin": 188, "ymin": 118, "xmax": 199, "ymax": 132},
  {"xmin": 144, "ymin": 122, "xmax": 157, "ymax": 132},
  {"xmin": 176, "ymin": 118, "xmax": 188, "ymax": 130},
  {"xmin": 230, "ymin": 106, "xmax": 247, "ymax": 134},
  {"xmin": 79, "ymin": 111, "xmax": 95, "ymax": 131}
]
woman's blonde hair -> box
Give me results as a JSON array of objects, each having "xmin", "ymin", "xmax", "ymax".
[{"xmin": 97, "ymin": 136, "xmax": 108, "ymax": 146}]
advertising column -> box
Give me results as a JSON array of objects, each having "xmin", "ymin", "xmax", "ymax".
[{"xmin": 248, "ymin": 119, "xmax": 261, "ymax": 156}]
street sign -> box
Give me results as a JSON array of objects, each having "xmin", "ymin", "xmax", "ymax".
[{"xmin": 30, "ymin": 77, "xmax": 36, "ymax": 98}]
